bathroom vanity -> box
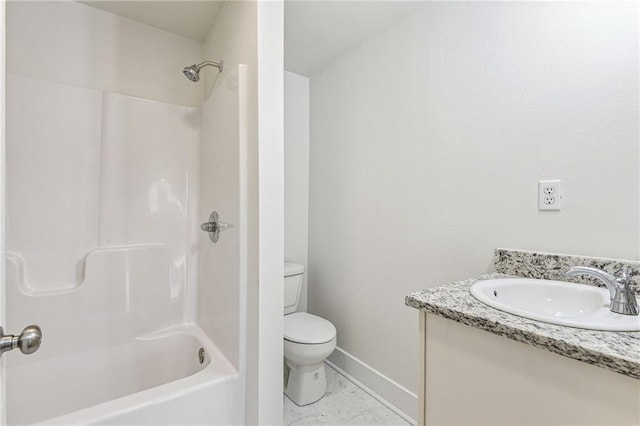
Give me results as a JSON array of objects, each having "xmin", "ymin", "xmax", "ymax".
[{"xmin": 406, "ymin": 249, "xmax": 640, "ymax": 426}]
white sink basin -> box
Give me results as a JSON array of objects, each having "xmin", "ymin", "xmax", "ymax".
[{"xmin": 470, "ymin": 278, "xmax": 640, "ymax": 331}]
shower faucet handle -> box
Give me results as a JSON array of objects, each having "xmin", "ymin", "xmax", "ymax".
[
  {"xmin": 201, "ymin": 221, "xmax": 218, "ymax": 233},
  {"xmin": 0, "ymin": 325, "xmax": 42, "ymax": 357},
  {"xmin": 201, "ymin": 211, "xmax": 232, "ymax": 243}
]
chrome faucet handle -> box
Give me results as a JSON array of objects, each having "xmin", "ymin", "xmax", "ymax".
[
  {"xmin": 200, "ymin": 211, "xmax": 232, "ymax": 243},
  {"xmin": 620, "ymin": 266, "xmax": 631, "ymax": 283},
  {"xmin": 613, "ymin": 266, "xmax": 638, "ymax": 316},
  {"xmin": 201, "ymin": 221, "xmax": 218, "ymax": 233}
]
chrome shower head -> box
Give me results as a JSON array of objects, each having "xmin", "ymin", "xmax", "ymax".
[
  {"xmin": 183, "ymin": 65, "xmax": 200, "ymax": 82},
  {"xmin": 182, "ymin": 60, "xmax": 224, "ymax": 83}
]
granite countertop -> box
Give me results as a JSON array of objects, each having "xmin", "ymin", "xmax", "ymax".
[{"xmin": 405, "ymin": 250, "xmax": 640, "ymax": 380}]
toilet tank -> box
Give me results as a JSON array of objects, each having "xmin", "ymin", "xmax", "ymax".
[{"xmin": 284, "ymin": 263, "xmax": 304, "ymax": 314}]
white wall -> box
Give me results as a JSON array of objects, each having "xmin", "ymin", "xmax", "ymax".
[
  {"xmin": 284, "ymin": 71, "xmax": 310, "ymax": 312},
  {"xmin": 256, "ymin": 2, "xmax": 284, "ymax": 424},
  {"xmin": 203, "ymin": 1, "xmax": 257, "ymax": 99},
  {"xmin": 203, "ymin": 2, "xmax": 285, "ymax": 424},
  {"xmin": 6, "ymin": 1, "xmax": 203, "ymax": 106},
  {"xmin": 1, "ymin": 3, "xmax": 7, "ymax": 422},
  {"xmin": 308, "ymin": 1, "xmax": 638, "ymax": 420}
]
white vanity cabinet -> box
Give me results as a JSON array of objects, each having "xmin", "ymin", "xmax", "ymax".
[{"xmin": 417, "ymin": 311, "xmax": 640, "ymax": 425}]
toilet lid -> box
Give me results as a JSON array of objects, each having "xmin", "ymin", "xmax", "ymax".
[{"xmin": 284, "ymin": 312, "xmax": 336, "ymax": 344}]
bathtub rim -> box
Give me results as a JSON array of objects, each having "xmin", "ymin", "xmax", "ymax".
[{"xmin": 31, "ymin": 323, "xmax": 239, "ymax": 426}]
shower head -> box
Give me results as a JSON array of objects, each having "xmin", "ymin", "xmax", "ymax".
[
  {"xmin": 183, "ymin": 65, "xmax": 200, "ymax": 82},
  {"xmin": 182, "ymin": 60, "xmax": 224, "ymax": 82}
]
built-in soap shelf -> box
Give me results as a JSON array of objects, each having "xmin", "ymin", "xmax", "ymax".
[
  {"xmin": 6, "ymin": 244, "xmax": 174, "ymax": 296},
  {"xmin": 6, "ymin": 244, "xmax": 185, "ymax": 362}
]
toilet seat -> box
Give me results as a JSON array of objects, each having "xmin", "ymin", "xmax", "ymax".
[{"xmin": 284, "ymin": 312, "xmax": 336, "ymax": 344}]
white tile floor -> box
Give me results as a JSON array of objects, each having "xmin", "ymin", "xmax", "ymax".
[{"xmin": 284, "ymin": 363, "xmax": 412, "ymax": 426}]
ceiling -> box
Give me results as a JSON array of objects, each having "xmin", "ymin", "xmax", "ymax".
[
  {"xmin": 80, "ymin": 1, "xmax": 224, "ymax": 42},
  {"xmin": 284, "ymin": 1, "xmax": 422, "ymax": 77},
  {"xmin": 80, "ymin": 0, "xmax": 421, "ymax": 77}
]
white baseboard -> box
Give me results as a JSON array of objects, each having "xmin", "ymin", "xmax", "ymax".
[{"xmin": 326, "ymin": 347, "xmax": 417, "ymax": 425}]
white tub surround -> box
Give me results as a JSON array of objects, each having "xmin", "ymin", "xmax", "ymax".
[
  {"xmin": 4, "ymin": 0, "xmax": 266, "ymax": 423},
  {"xmin": 5, "ymin": 56, "xmax": 247, "ymax": 426}
]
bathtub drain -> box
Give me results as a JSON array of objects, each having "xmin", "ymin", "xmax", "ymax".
[{"xmin": 198, "ymin": 347, "xmax": 206, "ymax": 364}]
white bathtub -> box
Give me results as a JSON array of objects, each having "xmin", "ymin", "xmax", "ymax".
[{"xmin": 7, "ymin": 325, "xmax": 243, "ymax": 425}]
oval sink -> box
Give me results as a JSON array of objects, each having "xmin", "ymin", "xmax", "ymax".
[{"xmin": 470, "ymin": 278, "xmax": 640, "ymax": 331}]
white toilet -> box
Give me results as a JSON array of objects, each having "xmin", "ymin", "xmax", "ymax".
[{"xmin": 283, "ymin": 263, "xmax": 337, "ymax": 406}]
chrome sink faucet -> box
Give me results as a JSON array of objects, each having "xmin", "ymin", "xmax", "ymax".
[{"xmin": 565, "ymin": 266, "xmax": 639, "ymax": 316}]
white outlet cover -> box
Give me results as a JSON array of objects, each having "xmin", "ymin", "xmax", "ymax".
[{"xmin": 538, "ymin": 180, "xmax": 562, "ymax": 211}]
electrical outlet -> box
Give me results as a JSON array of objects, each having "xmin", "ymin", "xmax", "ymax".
[{"xmin": 539, "ymin": 180, "xmax": 562, "ymax": 211}]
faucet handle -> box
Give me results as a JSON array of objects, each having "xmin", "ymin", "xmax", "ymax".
[
  {"xmin": 613, "ymin": 266, "xmax": 638, "ymax": 315},
  {"xmin": 616, "ymin": 266, "xmax": 632, "ymax": 288},
  {"xmin": 621, "ymin": 266, "xmax": 631, "ymax": 282}
]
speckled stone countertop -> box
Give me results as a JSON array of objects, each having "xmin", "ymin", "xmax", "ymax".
[{"xmin": 405, "ymin": 249, "xmax": 640, "ymax": 380}]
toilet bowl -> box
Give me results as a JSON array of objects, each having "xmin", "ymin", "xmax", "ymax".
[
  {"xmin": 283, "ymin": 263, "xmax": 337, "ymax": 406},
  {"xmin": 284, "ymin": 312, "xmax": 336, "ymax": 405}
]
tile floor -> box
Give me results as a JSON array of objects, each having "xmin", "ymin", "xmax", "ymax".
[{"xmin": 284, "ymin": 363, "xmax": 412, "ymax": 426}]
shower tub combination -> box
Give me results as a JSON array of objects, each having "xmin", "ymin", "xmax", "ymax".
[
  {"xmin": 4, "ymin": 36, "xmax": 247, "ymax": 425},
  {"xmin": 9, "ymin": 327, "xmax": 240, "ymax": 425}
]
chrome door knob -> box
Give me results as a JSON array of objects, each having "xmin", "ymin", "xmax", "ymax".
[
  {"xmin": 0, "ymin": 325, "xmax": 42, "ymax": 356},
  {"xmin": 18, "ymin": 325, "xmax": 42, "ymax": 354}
]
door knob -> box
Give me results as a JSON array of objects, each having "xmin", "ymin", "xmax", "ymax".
[{"xmin": 0, "ymin": 325, "xmax": 42, "ymax": 356}]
